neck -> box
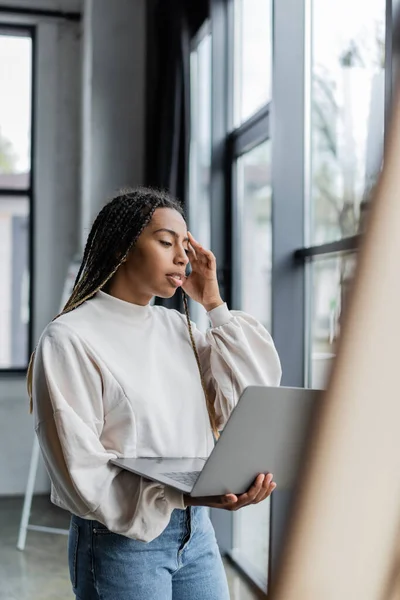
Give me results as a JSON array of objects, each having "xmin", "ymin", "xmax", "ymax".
[{"xmin": 107, "ymin": 272, "xmax": 152, "ymax": 306}]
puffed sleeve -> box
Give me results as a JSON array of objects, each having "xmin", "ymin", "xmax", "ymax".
[
  {"xmin": 191, "ymin": 303, "xmax": 282, "ymax": 428},
  {"xmin": 32, "ymin": 322, "xmax": 184, "ymax": 543}
]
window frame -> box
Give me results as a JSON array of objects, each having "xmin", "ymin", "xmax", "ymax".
[
  {"xmin": 229, "ymin": 107, "xmax": 271, "ymax": 312},
  {"xmin": 204, "ymin": 0, "xmax": 396, "ymax": 592},
  {"xmin": 0, "ymin": 23, "xmax": 36, "ymax": 375},
  {"xmin": 209, "ymin": 0, "xmax": 276, "ymax": 590},
  {"xmin": 188, "ymin": 19, "xmax": 213, "ymax": 330},
  {"xmin": 300, "ymin": 0, "xmax": 393, "ymax": 384}
]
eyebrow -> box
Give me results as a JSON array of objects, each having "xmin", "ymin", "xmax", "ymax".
[{"xmin": 153, "ymin": 228, "xmax": 189, "ymax": 243}]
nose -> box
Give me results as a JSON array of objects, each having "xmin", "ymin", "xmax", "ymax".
[{"xmin": 174, "ymin": 244, "xmax": 189, "ymax": 267}]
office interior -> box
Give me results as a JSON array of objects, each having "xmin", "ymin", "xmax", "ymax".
[{"xmin": 0, "ymin": 0, "xmax": 389, "ymax": 598}]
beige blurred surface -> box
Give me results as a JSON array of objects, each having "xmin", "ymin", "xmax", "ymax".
[{"xmin": 269, "ymin": 91, "xmax": 400, "ymax": 599}]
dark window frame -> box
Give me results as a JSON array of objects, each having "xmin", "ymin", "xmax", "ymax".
[
  {"xmin": 209, "ymin": 0, "xmax": 275, "ymax": 590},
  {"xmin": 203, "ymin": 0, "xmax": 395, "ymax": 592},
  {"xmin": 0, "ymin": 23, "xmax": 36, "ymax": 375}
]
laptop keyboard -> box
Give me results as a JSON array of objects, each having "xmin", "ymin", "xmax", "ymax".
[{"xmin": 163, "ymin": 471, "xmax": 201, "ymax": 487}]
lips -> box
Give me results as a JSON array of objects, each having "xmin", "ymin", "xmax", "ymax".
[{"xmin": 166, "ymin": 273, "xmax": 185, "ymax": 287}]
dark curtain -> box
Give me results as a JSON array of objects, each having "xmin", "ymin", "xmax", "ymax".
[{"xmin": 145, "ymin": 0, "xmax": 209, "ymax": 309}]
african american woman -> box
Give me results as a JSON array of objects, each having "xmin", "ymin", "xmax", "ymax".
[{"xmin": 28, "ymin": 187, "xmax": 282, "ymax": 600}]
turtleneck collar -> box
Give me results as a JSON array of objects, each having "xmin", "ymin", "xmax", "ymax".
[{"xmin": 92, "ymin": 290, "xmax": 152, "ymax": 321}]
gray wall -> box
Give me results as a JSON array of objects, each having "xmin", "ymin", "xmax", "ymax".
[
  {"xmin": 81, "ymin": 0, "xmax": 146, "ymax": 248},
  {"xmin": 0, "ymin": 18, "xmax": 81, "ymax": 495}
]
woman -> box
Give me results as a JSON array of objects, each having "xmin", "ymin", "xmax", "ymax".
[{"xmin": 29, "ymin": 187, "xmax": 282, "ymax": 600}]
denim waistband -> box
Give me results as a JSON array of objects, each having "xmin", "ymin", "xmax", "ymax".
[{"xmin": 70, "ymin": 505, "xmax": 206, "ymax": 539}]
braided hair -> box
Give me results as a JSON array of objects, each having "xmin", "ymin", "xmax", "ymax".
[{"xmin": 27, "ymin": 187, "xmax": 220, "ymax": 439}]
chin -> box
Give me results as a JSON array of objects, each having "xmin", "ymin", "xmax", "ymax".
[{"xmin": 156, "ymin": 287, "xmax": 178, "ymax": 299}]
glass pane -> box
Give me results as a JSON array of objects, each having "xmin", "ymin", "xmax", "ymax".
[
  {"xmin": 310, "ymin": 253, "xmax": 357, "ymax": 388},
  {"xmin": 311, "ymin": 0, "xmax": 385, "ymax": 244},
  {"xmin": 236, "ymin": 140, "xmax": 272, "ymax": 331},
  {"xmin": 232, "ymin": 498, "xmax": 270, "ymax": 587},
  {"xmin": 0, "ymin": 197, "xmax": 30, "ymax": 368},
  {"xmin": 233, "ymin": 140, "xmax": 272, "ymax": 584},
  {"xmin": 189, "ymin": 32, "xmax": 212, "ymax": 331},
  {"xmin": 234, "ymin": 0, "xmax": 273, "ymax": 125},
  {"xmin": 0, "ymin": 33, "xmax": 32, "ymax": 189}
]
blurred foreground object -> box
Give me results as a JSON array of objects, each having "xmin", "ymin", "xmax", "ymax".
[{"xmin": 269, "ymin": 85, "xmax": 400, "ymax": 599}]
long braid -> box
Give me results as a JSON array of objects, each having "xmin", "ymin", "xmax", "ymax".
[
  {"xmin": 27, "ymin": 187, "xmax": 220, "ymax": 441},
  {"xmin": 27, "ymin": 189, "xmax": 162, "ymax": 412},
  {"xmin": 182, "ymin": 292, "xmax": 220, "ymax": 441},
  {"xmin": 72, "ymin": 211, "xmax": 102, "ymax": 288},
  {"xmin": 63, "ymin": 193, "xmax": 160, "ymax": 313}
]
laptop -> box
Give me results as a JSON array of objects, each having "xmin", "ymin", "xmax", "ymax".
[{"xmin": 110, "ymin": 386, "xmax": 321, "ymax": 497}]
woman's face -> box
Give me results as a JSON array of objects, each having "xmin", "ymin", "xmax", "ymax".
[{"xmin": 110, "ymin": 208, "xmax": 190, "ymax": 304}]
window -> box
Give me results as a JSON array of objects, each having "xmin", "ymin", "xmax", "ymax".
[
  {"xmin": 310, "ymin": 253, "xmax": 357, "ymax": 388},
  {"xmin": 311, "ymin": 0, "xmax": 385, "ymax": 244},
  {"xmin": 231, "ymin": 139, "xmax": 272, "ymax": 589},
  {"xmin": 0, "ymin": 29, "xmax": 33, "ymax": 369},
  {"xmin": 229, "ymin": 2, "xmax": 273, "ymax": 587},
  {"xmin": 306, "ymin": 0, "xmax": 386, "ymax": 385},
  {"xmin": 234, "ymin": 0, "xmax": 273, "ymax": 125},
  {"xmin": 232, "ymin": 496, "xmax": 270, "ymax": 588},
  {"xmin": 189, "ymin": 25, "xmax": 212, "ymax": 331},
  {"xmin": 235, "ymin": 140, "xmax": 272, "ymax": 330},
  {"xmin": 196, "ymin": 0, "xmax": 390, "ymax": 592}
]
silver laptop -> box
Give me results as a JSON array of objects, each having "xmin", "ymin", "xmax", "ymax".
[{"xmin": 110, "ymin": 386, "xmax": 321, "ymax": 497}]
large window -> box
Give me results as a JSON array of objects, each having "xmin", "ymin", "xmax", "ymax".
[
  {"xmin": 0, "ymin": 28, "xmax": 33, "ymax": 370},
  {"xmin": 187, "ymin": 0, "xmax": 274, "ymax": 590},
  {"xmin": 235, "ymin": 140, "xmax": 272, "ymax": 330},
  {"xmin": 229, "ymin": 0, "xmax": 273, "ymax": 588},
  {"xmin": 311, "ymin": 0, "xmax": 385, "ymax": 245},
  {"xmin": 230, "ymin": 139, "xmax": 272, "ymax": 588},
  {"xmin": 234, "ymin": 0, "xmax": 273, "ymax": 125},
  {"xmin": 189, "ymin": 24, "xmax": 212, "ymax": 331},
  {"xmin": 310, "ymin": 252, "xmax": 357, "ymax": 388},
  {"xmin": 232, "ymin": 496, "xmax": 270, "ymax": 588},
  {"xmin": 307, "ymin": 0, "xmax": 386, "ymax": 385},
  {"xmin": 191, "ymin": 0, "xmax": 391, "ymax": 593}
]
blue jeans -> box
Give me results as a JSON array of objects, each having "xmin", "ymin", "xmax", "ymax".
[{"xmin": 68, "ymin": 507, "xmax": 230, "ymax": 599}]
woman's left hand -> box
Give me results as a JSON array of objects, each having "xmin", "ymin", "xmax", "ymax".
[
  {"xmin": 184, "ymin": 473, "xmax": 276, "ymax": 510},
  {"xmin": 182, "ymin": 233, "xmax": 224, "ymax": 312}
]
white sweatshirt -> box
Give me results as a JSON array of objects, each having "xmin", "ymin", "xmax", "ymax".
[{"xmin": 32, "ymin": 291, "xmax": 281, "ymax": 542}]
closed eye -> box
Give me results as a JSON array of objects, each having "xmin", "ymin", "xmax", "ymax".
[{"xmin": 160, "ymin": 240, "xmax": 189, "ymax": 254}]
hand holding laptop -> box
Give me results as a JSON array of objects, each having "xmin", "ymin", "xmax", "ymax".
[
  {"xmin": 183, "ymin": 472, "xmax": 276, "ymax": 510},
  {"xmin": 111, "ymin": 387, "xmax": 319, "ymax": 498}
]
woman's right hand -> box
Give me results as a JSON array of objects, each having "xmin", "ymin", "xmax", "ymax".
[{"xmin": 183, "ymin": 473, "xmax": 276, "ymax": 511}]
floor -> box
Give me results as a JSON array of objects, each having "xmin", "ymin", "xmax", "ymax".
[{"xmin": 0, "ymin": 496, "xmax": 262, "ymax": 600}]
